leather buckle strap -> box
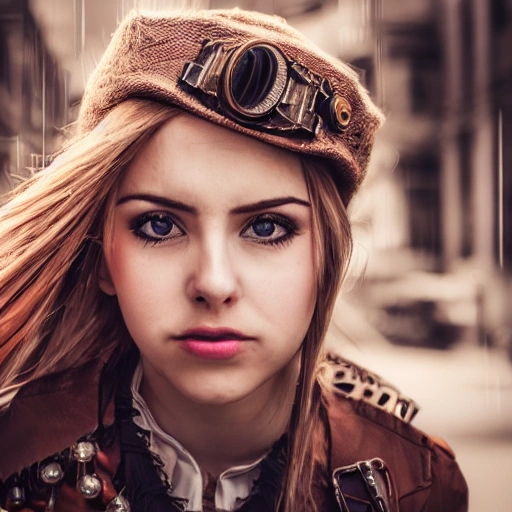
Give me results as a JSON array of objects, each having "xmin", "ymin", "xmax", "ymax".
[{"xmin": 332, "ymin": 458, "xmax": 398, "ymax": 512}]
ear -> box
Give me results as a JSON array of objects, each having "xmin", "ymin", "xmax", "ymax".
[{"xmin": 98, "ymin": 256, "xmax": 117, "ymax": 296}]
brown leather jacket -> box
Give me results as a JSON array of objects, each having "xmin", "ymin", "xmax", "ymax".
[{"xmin": 0, "ymin": 356, "xmax": 468, "ymax": 511}]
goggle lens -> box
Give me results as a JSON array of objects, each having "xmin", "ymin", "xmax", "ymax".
[
  {"xmin": 231, "ymin": 46, "xmax": 278, "ymax": 111},
  {"xmin": 224, "ymin": 43, "xmax": 288, "ymax": 118}
]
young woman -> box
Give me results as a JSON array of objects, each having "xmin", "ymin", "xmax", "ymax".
[{"xmin": 0, "ymin": 9, "xmax": 467, "ymax": 512}]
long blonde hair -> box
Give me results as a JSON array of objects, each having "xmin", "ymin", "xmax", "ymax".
[
  {"xmin": 281, "ymin": 158, "xmax": 352, "ymax": 512},
  {"xmin": 0, "ymin": 99, "xmax": 352, "ymax": 512},
  {"xmin": 0, "ymin": 100, "xmax": 180, "ymax": 394}
]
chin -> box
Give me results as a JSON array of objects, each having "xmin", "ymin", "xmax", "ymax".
[{"xmin": 182, "ymin": 383, "xmax": 253, "ymax": 406}]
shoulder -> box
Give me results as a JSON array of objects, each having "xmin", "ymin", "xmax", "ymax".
[
  {"xmin": 0, "ymin": 359, "xmax": 121, "ymax": 512},
  {"xmin": 0, "ymin": 358, "xmax": 106, "ymax": 479},
  {"xmin": 318, "ymin": 353, "xmax": 468, "ymax": 512}
]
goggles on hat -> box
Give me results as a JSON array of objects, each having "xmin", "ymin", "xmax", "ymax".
[
  {"xmin": 179, "ymin": 39, "xmax": 352, "ymax": 137},
  {"xmin": 332, "ymin": 458, "xmax": 397, "ymax": 512}
]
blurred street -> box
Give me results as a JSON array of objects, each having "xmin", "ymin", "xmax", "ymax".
[{"xmin": 327, "ymin": 302, "xmax": 512, "ymax": 512}]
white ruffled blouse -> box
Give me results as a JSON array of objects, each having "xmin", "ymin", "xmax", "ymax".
[{"xmin": 130, "ymin": 364, "xmax": 264, "ymax": 511}]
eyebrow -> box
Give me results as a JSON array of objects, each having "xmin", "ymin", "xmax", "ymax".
[
  {"xmin": 116, "ymin": 194, "xmax": 311, "ymax": 213},
  {"xmin": 117, "ymin": 194, "xmax": 197, "ymax": 213},
  {"xmin": 230, "ymin": 197, "xmax": 311, "ymax": 213}
]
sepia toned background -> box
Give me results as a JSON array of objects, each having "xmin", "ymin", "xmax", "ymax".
[{"xmin": 1, "ymin": 0, "xmax": 511, "ymax": 510}]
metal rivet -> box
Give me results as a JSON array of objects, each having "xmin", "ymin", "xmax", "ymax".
[
  {"xmin": 7, "ymin": 486, "xmax": 25, "ymax": 506},
  {"xmin": 40, "ymin": 462, "xmax": 64, "ymax": 485},
  {"xmin": 333, "ymin": 96, "xmax": 352, "ymax": 129},
  {"xmin": 77, "ymin": 474, "xmax": 102, "ymax": 499},
  {"xmin": 106, "ymin": 494, "xmax": 131, "ymax": 512},
  {"xmin": 72, "ymin": 441, "xmax": 97, "ymax": 463}
]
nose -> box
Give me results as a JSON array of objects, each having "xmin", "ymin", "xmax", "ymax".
[{"xmin": 187, "ymin": 236, "xmax": 240, "ymax": 309}]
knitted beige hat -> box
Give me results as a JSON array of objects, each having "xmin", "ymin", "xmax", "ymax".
[{"xmin": 78, "ymin": 9, "xmax": 384, "ymax": 204}]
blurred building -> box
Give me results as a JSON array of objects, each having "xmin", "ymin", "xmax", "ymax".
[
  {"xmin": 0, "ymin": 0, "xmax": 68, "ymax": 194},
  {"xmin": 325, "ymin": 0, "xmax": 512, "ymax": 349}
]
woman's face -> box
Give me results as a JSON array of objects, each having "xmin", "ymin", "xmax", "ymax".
[{"xmin": 101, "ymin": 113, "xmax": 317, "ymax": 406}]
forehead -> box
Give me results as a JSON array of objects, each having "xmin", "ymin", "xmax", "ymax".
[{"xmin": 119, "ymin": 113, "xmax": 308, "ymax": 203}]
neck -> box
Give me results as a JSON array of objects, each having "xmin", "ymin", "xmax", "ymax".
[{"xmin": 139, "ymin": 356, "xmax": 300, "ymax": 477}]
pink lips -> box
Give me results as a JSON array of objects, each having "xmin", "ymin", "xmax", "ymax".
[{"xmin": 174, "ymin": 327, "xmax": 252, "ymax": 360}]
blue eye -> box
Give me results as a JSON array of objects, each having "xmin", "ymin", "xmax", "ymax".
[
  {"xmin": 241, "ymin": 214, "xmax": 298, "ymax": 246},
  {"xmin": 252, "ymin": 221, "xmax": 275, "ymax": 237},
  {"xmin": 150, "ymin": 216, "xmax": 173, "ymax": 236},
  {"xmin": 132, "ymin": 213, "xmax": 184, "ymax": 243}
]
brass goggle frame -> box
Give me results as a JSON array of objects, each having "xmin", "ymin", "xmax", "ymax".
[{"xmin": 180, "ymin": 39, "xmax": 351, "ymax": 137}]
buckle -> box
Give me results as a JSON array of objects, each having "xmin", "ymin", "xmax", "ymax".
[{"xmin": 332, "ymin": 458, "xmax": 397, "ymax": 512}]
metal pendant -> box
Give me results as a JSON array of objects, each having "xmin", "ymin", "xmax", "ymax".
[
  {"xmin": 106, "ymin": 494, "xmax": 131, "ymax": 512},
  {"xmin": 76, "ymin": 473, "xmax": 102, "ymax": 499},
  {"xmin": 72, "ymin": 441, "xmax": 97, "ymax": 463},
  {"xmin": 40, "ymin": 462, "xmax": 64, "ymax": 485},
  {"xmin": 7, "ymin": 485, "xmax": 25, "ymax": 507}
]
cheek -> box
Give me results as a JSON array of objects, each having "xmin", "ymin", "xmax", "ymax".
[
  {"xmin": 282, "ymin": 259, "xmax": 315, "ymax": 308},
  {"xmin": 253, "ymin": 242, "xmax": 317, "ymax": 333},
  {"xmin": 103, "ymin": 240, "xmax": 182, "ymax": 337}
]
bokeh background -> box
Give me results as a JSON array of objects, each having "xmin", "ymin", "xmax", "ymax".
[{"xmin": 1, "ymin": 0, "xmax": 511, "ymax": 510}]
